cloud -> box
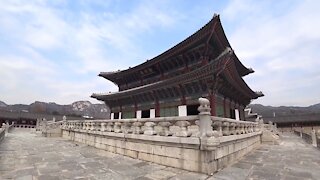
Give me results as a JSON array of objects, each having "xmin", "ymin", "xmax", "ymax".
[
  {"xmin": 223, "ymin": 0, "xmax": 320, "ymax": 106},
  {"xmin": 0, "ymin": 0, "xmax": 182, "ymax": 104},
  {"xmin": 0, "ymin": 0, "xmax": 318, "ymax": 107}
]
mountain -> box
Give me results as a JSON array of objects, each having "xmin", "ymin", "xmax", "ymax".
[
  {"xmin": 308, "ymin": 103, "xmax": 320, "ymax": 111},
  {"xmin": 248, "ymin": 103, "xmax": 320, "ymax": 118},
  {"xmin": 0, "ymin": 100, "xmax": 110, "ymax": 119},
  {"xmin": 0, "ymin": 101, "xmax": 7, "ymax": 107}
]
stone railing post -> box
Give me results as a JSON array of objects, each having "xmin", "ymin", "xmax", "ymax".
[
  {"xmin": 106, "ymin": 122, "xmax": 114, "ymax": 132},
  {"xmin": 212, "ymin": 121, "xmax": 223, "ymax": 137},
  {"xmin": 132, "ymin": 122, "xmax": 143, "ymax": 134},
  {"xmin": 36, "ymin": 118, "xmax": 40, "ymax": 131},
  {"xmin": 86, "ymin": 122, "xmax": 91, "ymax": 131},
  {"xmin": 268, "ymin": 121, "xmax": 273, "ymax": 131},
  {"xmin": 62, "ymin": 116, "xmax": 67, "ymax": 129},
  {"xmin": 198, "ymin": 97, "xmax": 219, "ymax": 150},
  {"xmin": 311, "ymin": 130, "xmax": 317, "ymax": 147},
  {"xmin": 175, "ymin": 121, "xmax": 191, "ymax": 137},
  {"xmin": 198, "ymin": 98, "xmax": 212, "ymax": 137},
  {"xmin": 114, "ymin": 122, "xmax": 122, "ymax": 133},
  {"xmin": 5, "ymin": 122, "xmax": 9, "ymax": 134},
  {"xmin": 41, "ymin": 118, "xmax": 48, "ymax": 136},
  {"xmin": 42, "ymin": 118, "xmax": 47, "ymax": 130},
  {"xmin": 222, "ymin": 122, "xmax": 230, "ymax": 136},
  {"xmin": 144, "ymin": 122, "xmax": 156, "ymax": 135},
  {"xmin": 253, "ymin": 122, "xmax": 259, "ymax": 132},
  {"xmin": 101, "ymin": 122, "xmax": 106, "ymax": 132},
  {"xmin": 229, "ymin": 122, "xmax": 236, "ymax": 135},
  {"xmin": 259, "ymin": 119, "xmax": 264, "ymax": 132},
  {"xmin": 156, "ymin": 122, "xmax": 172, "ymax": 136},
  {"xmin": 121, "ymin": 122, "xmax": 132, "ymax": 134}
]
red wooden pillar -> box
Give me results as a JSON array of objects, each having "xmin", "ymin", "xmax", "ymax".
[
  {"xmin": 155, "ymin": 99, "xmax": 160, "ymax": 117},
  {"xmin": 181, "ymin": 96, "xmax": 186, "ymax": 105},
  {"xmin": 229, "ymin": 100, "xmax": 233, "ymax": 118},
  {"xmin": 209, "ymin": 93, "xmax": 216, "ymax": 116},
  {"xmin": 223, "ymin": 97, "xmax": 226, "ymax": 118},
  {"xmin": 134, "ymin": 102, "xmax": 138, "ymax": 118}
]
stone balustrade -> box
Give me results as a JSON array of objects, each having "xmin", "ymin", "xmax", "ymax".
[
  {"xmin": 59, "ymin": 98, "xmax": 262, "ymax": 174},
  {"xmin": 47, "ymin": 121, "xmax": 64, "ymax": 129},
  {"xmin": 210, "ymin": 116, "xmax": 259, "ymax": 137},
  {"xmin": 42, "ymin": 120, "xmax": 65, "ymax": 137},
  {"xmin": 61, "ymin": 115, "xmax": 259, "ymax": 140},
  {"xmin": 294, "ymin": 129, "xmax": 320, "ymax": 149},
  {"xmin": 0, "ymin": 122, "xmax": 14, "ymax": 142},
  {"xmin": 62, "ymin": 116, "xmax": 200, "ymax": 137}
]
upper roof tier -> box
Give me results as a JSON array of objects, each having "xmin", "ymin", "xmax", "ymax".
[{"xmin": 99, "ymin": 14, "xmax": 254, "ymax": 86}]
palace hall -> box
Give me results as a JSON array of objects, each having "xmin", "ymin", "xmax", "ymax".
[{"xmin": 91, "ymin": 14, "xmax": 263, "ymax": 120}]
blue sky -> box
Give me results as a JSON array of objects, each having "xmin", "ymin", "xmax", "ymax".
[{"xmin": 0, "ymin": 0, "xmax": 319, "ymax": 106}]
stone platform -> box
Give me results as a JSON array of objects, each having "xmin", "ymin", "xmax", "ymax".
[{"xmin": 1, "ymin": 129, "xmax": 320, "ymax": 180}]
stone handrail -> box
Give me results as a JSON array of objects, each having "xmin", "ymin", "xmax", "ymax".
[
  {"xmin": 2, "ymin": 122, "xmax": 14, "ymax": 134},
  {"xmin": 41, "ymin": 119, "xmax": 66, "ymax": 137},
  {"xmin": 294, "ymin": 129, "xmax": 319, "ymax": 148},
  {"xmin": 210, "ymin": 116, "xmax": 260, "ymax": 137},
  {"xmin": 61, "ymin": 115, "xmax": 260, "ymax": 139},
  {"xmin": 61, "ymin": 97, "xmax": 260, "ymax": 139},
  {"xmin": 62, "ymin": 116, "xmax": 199, "ymax": 137},
  {"xmin": 47, "ymin": 121, "xmax": 64, "ymax": 129},
  {"xmin": 0, "ymin": 122, "xmax": 14, "ymax": 142},
  {"xmin": 0, "ymin": 127, "xmax": 5, "ymax": 142}
]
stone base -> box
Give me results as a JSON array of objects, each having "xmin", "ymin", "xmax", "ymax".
[{"xmin": 62, "ymin": 130, "xmax": 261, "ymax": 174}]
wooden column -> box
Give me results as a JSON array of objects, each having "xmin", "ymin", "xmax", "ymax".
[
  {"xmin": 178, "ymin": 85, "xmax": 186, "ymax": 105},
  {"xmin": 229, "ymin": 100, "xmax": 233, "ymax": 119},
  {"xmin": 181, "ymin": 96, "xmax": 186, "ymax": 105},
  {"xmin": 223, "ymin": 97, "xmax": 227, "ymax": 118},
  {"xmin": 155, "ymin": 100, "xmax": 160, "ymax": 117},
  {"xmin": 134, "ymin": 101, "xmax": 138, "ymax": 118},
  {"xmin": 209, "ymin": 93, "xmax": 216, "ymax": 116}
]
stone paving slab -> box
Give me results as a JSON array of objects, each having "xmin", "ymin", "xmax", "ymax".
[
  {"xmin": 0, "ymin": 129, "xmax": 208, "ymax": 180},
  {"xmin": 1, "ymin": 129, "xmax": 320, "ymax": 180},
  {"xmin": 209, "ymin": 132, "xmax": 320, "ymax": 180}
]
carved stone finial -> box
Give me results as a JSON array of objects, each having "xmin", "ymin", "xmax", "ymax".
[{"xmin": 198, "ymin": 98, "xmax": 211, "ymax": 115}]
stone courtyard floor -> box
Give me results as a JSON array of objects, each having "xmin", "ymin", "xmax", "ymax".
[{"xmin": 0, "ymin": 129, "xmax": 320, "ymax": 180}]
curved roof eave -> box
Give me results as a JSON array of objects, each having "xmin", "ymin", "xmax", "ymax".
[
  {"xmin": 222, "ymin": 56, "xmax": 263, "ymax": 100},
  {"xmin": 99, "ymin": 14, "xmax": 223, "ymax": 84}
]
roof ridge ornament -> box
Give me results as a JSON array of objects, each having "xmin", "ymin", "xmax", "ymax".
[
  {"xmin": 226, "ymin": 47, "xmax": 234, "ymax": 54},
  {"xmin": 213, "ymin": 13, "xmax": 219, "ymax": 18}
]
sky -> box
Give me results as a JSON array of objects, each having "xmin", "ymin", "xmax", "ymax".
[{"xmin": 0, "ymin": 0, "xmax": 319, "ymax": 106}]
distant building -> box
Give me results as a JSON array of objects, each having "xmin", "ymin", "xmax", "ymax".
[
  {"xmin": 92, "ymin": 14, "xmax": 263, "ymax": 120},
  {"xmin": 0, "ymin": 110, "xmax": 84, "ymax": 128},
  {"xmin": 264, "ymin": 114, "xmax": 320, "ymax": 131}
]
